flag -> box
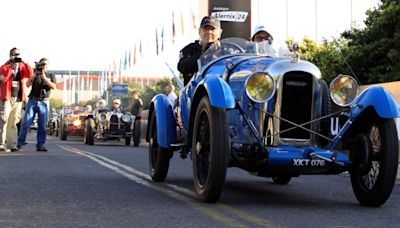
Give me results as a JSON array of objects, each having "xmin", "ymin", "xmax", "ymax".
[
  {"xmin": 180, "ymin": 12, "xmax": 184, "ymax": 36},
  {"xmin": 133, "ymin": 44, "xmax": 137, "ymax": 65},
  {"xmin": 161, "ymin": 26, "xmax": 164, "ymax": 52},
  {"xmin": 124, "ymin": 50, "xmax": 128, "ymax": 70},
  {"xmin": 172, "ymin": 12, "xmax": 176, "ymax": 44},
  {"xmin": 129, "ymin": 49, "xmax": 132, "ymax": 68},
  {"xmin": 156, "ymin": 28, "xmax": 159, "ymax": 56},
  {"xmin": 139, "ymin": 39, "xmax": 143, "ymax": 58},
  {"xmin": 192, "ymin": 9, "xmax": 197, "ymax": 29},
  {"xmin": 119, "ymin": 58, "xmax": 123, "ymax": 82}
]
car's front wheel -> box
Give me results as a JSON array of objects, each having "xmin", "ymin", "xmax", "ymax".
[
  {"xmin": 60, "ymin": 121, "xmax": 67, "ymax": 140},
  {"xmin": 272, "ymin": 176, "xmax": 292, "ymax": 185},
  {"xmin": 85, "ymin": 119, "xmax": 95, "ymax": 145},
  {"xmin": 192, "ymin": 96, "xmax": 229, "ymax": 203},
  {"xmin": 148, "ymin": 110, "xmax": 172, "ymax": 182},
  {"xmin": 350, "ymin": 117, "xmax": 398, "ymax": 207}
]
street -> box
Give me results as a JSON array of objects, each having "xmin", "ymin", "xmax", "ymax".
[{"xmin": 1, "ymin": 132, "xmax": 399, "ymax": 228}]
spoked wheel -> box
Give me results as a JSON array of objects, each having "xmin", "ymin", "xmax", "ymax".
[
  {"xmin": 272, "ymin": 175, "xmax": 292, "ymax": 185},
  {"xmin": 148, "ymin": 110, "xmax": 172, "ymax": 182},
  {"xmin": 350, "ymin": 118, "xmax": 398, "ymax": 207},
  {"xmin": 192, "ymin": 97, "xmax": 229, "ymax": 203}
]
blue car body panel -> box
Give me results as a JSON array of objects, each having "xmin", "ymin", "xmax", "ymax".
[
  {"xmin": 351, "ymin": 86, "xmax": 400, "ymax": 118},
  {"xmin": 197, "ymin": 76, "xmax": 236, "ymax": 109},
  {"xmin": 152, "ymin": 94, "xmax": 176, "ymax": 148}
]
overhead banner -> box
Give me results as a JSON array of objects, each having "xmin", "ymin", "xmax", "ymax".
[{"xmin": 209, "ymin": 0, "xmax": 251, "ymax": 39}]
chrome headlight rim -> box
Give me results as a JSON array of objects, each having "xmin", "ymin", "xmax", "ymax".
[
  {"xmin": 99, "ymin": 113, "xmax": 107, "ymax": 121},
  {"xmin": 122, "ymin": 113, "xmax": 133, "ymax": 123},
  {"xmin": 329, "ymin": 74, "xmax": 360, "ymax": 107},
  {"xmin": 245, "ymin": 72, "xmax": 276, "ymax": 103}
]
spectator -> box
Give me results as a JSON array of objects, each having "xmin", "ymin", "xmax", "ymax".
[
  {"xmin": 0, "ymin": 47, "xmax": 33, "ymax": 152},
  {"xmin": 17, "ymin": 58, "xmax": 56, "ymax": 152},
  {"xmin": 166, "ymin": 84, "xmax": 178, "ymax": 106}
]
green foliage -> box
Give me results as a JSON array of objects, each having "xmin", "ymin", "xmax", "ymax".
[
  {"xmin": 341, "ymin": 0, "xmax": 400, "ymax": 83},
  {"xmin": 286, "ymin": 0, "xmax": 400, "ymax": 85},
  {"xmin": 141, "ymin": 78, "xmax": 177, "ymax": 109},
  {"xmin": 50, "ymin": 98, "xmax": 63, "ymax": 110}
]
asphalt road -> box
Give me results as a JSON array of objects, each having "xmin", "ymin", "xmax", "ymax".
[{"xmin": 1, "ymin": 132, "xmax": 399, "ymax": 228}]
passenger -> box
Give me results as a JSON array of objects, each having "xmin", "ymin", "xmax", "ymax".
[
  {"xmin": 251, "ymin": 25, "xmax": 277, "ymax": 56},
  {"xmin": 178, "ymin": 16, "xmax": 222, "ymax": 85}
]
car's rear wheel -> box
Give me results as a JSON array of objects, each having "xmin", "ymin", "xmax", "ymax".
[
  {"xmin": 148, "ymin": 110, "xmax": 172, "ymax": 182},
  {"xmin": 192, "ymin": 96, "xmax": 229, "ymax": 203},
  {"xmin": 350, "ymin": 117, "xmax": 398, "ymax": 207},
  {"xmin": 85, "ymin": 119, "xmax": 95, "ymax": 145}
]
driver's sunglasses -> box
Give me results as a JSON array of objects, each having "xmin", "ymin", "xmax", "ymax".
[
  {"xmin": 11, "ymin": 53, "xmax": 20, "ymax": 57},
  {"xmin": 254, "ymin": 36, "xmax": 270, "ymax": 42}
]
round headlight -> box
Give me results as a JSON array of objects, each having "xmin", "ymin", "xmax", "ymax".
[
  {"xmin": 73, "ymin": 119, "xmax": 81, "ymax": 127},
  {"xmin": 122, "ymin": 113, "xmax": 132, "ymax": 123},
  {"xmin": 245, "ymin": 72, "xmax": 275, "ymax": 103},
  {"xmin": 99, "ymin": 113, "xmax": 107, "ymax": 121},
  {"xmin": 330, "ymin": 74, "xmax": 359, "ymax": 107}
]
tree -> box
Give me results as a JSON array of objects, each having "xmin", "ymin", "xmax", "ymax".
[{"xmin": 341, "ymin": 0, "xmax": 400, "ymax": 84}]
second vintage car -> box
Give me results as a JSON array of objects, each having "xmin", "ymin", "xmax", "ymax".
[{"xmin": 84, "ymin": 105, "xmax": 135, "ymax": 146}]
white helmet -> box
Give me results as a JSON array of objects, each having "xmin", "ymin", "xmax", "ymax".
[
  {"xmin": 113, "ymin": 99, "xmax": 121, "ymax": 105},
  {"xmin": 97, "ymin": 99, "xmax": 107, "ymax": 109}
]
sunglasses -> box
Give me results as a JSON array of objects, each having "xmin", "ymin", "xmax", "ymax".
[{"xmin": 12, "ymin": 53, "xmax": 20, "ymax": 56}]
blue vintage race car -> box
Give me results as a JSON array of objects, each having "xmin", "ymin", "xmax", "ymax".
[{"xmin": 146, "ymin": 38, "xmax": 399, "ymax": 206}]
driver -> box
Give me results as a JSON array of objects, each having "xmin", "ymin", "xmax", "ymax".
[
  {"xmin": 177, "ymin": 16, "xmax": 222, "ymax": 85},
  {"xmin": 111, "ymin": 99, "xmax": 123, "ymax": 112}
]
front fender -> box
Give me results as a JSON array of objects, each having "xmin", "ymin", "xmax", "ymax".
[
  {"xmin": 197, "ymin": 76, "xmax": 235, "ymax": 109},
  {"xmin": 148, "ymin": 94, "xmax": 177, "ymax": 148},
  {"xmin": 352, "ymin": 86, "xmax": 400, "ymax": 118}
]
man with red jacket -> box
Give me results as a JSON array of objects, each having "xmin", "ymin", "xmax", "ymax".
[{"xmin": 0, "ymin": 48, "xmax": 33, "ymax": 152}]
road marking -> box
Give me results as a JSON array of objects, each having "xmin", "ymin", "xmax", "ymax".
[{"xmin": 59, "ymin": 145, "xmax": 247, "ymax": 227}]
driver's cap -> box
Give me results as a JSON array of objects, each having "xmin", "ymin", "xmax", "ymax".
[
  {"xmin": 200, "ymin": 16, "xmax": 221, "ymax": 29},
  {"xmin": 251, "ymin": 25, "xmax": 272, "ymax": 41}
]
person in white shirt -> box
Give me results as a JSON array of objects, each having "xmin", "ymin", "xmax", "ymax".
[
  {"xmin": 166, "ymin": 84, "xmax": 178, "ymax": 106},
  {"xmin": 251, "ymin": 25, "xmax": 278, "ymax": 56}
]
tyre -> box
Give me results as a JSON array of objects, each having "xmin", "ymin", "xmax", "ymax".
[
  {"xmin": 319, "ymin": 80, "xmax": 331, "ymax": 147},
  {"xmin": 192, "ymin": 96, "xmax": 229, "ymax": 203},
  {"xmin": 350, "ymin": 118, "xmax": 398, "ymax": 207},
  {"xmin": 133, "ymin": 118, "xmax": 141, "ymax": 146},
  {"xmin": 125, "ymin": 137, "xmax": 131, "ymax": 146},
  {"xmin": 148, "ymin": 110, "xmax": 172, "ymax": 182},
  {"xmin": 85, "ymin": 119, "xmax": 95, "ymax": 145},
  {"xmin": 60, "ymin": 121, "xmax": 67, "ymax": 140},
  {"xmin": 272, "ymin": 176, "xmax": 292, "ymax": 185},
  {"xmin": 55, "ymin": 120, "xmax": 59, "ymax": 137}
]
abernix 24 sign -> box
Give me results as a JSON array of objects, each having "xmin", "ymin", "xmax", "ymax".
[{"xmin": 209, "ymin": 0, "xmax": 251, "ymax": 39}]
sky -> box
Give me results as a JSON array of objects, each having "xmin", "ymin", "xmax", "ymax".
[{"xmin": 0, "ymin": 0, "xmax": 380, "ymax": 76}]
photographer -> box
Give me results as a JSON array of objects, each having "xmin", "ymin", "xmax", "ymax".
[
  {"xmin": 0, "ymin": 47, "xmax": 33, "ymax": 152},
  {"xmin": 18, "ymin": 58, "xmax": 56, "ymax": 152}
]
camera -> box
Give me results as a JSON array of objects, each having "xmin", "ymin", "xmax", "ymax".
[
  {"xmin": 35, "ymin": 62, "xmax": 44, "ymax": 74},
  {"xmin": 13, "ymin": 57, "xmax": 22, "ymax": 63}
]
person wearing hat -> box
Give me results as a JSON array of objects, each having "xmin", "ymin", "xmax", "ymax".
[
  {"xmin": 251, "ymin": 25, "xmax": 273, "ymax": 43},
  {"xmin": 111, "ymin": 98, "xmax": 123, "ymax": 112},
  {"xmin": 178, "ymin": 15, "xmax": 222, "ymax": 85}
]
